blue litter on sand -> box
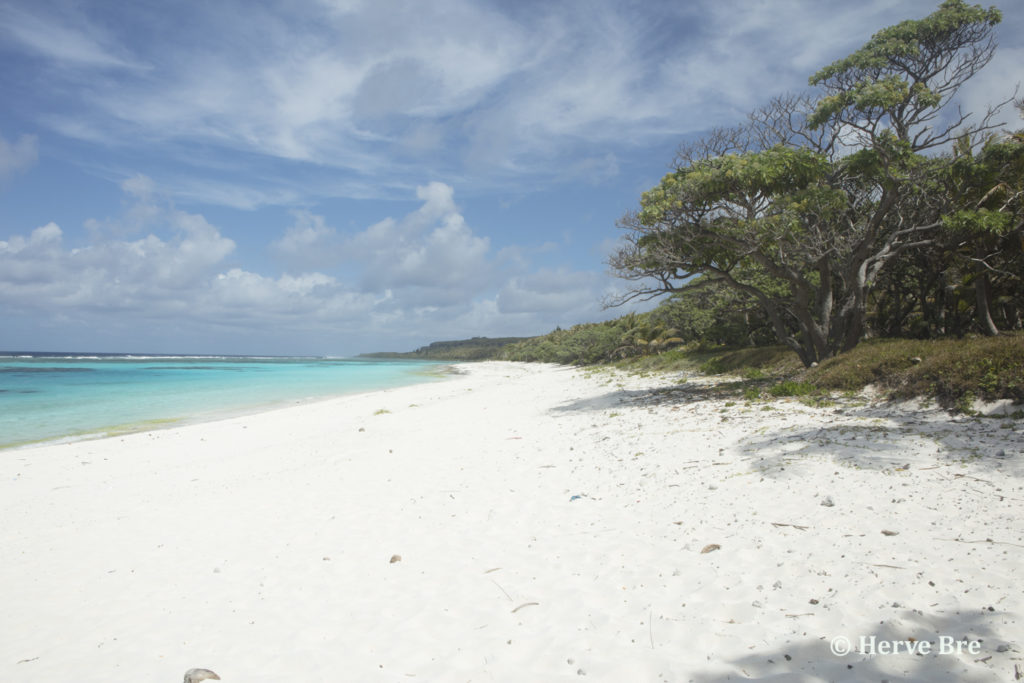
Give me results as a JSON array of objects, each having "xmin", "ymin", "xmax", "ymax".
[{"xmin": 569, "ymin": 495, "xmax": 582, "ymax": 501}]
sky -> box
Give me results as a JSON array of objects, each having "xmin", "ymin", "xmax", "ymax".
[{"xmin": 1, "ymin": 0, "xmax": 1022, "ymax": 356}]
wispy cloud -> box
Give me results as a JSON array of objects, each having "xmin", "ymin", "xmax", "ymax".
[
  {"xmin": 5, "ymin": 0, "xmax": 1014, "ymax": 206},
  {"xmin": 0, "ymin": 3, "xmax": 146, "ymax": 71},
  {"xmin": 0, "ymin": 131, "xmax": 38, "ymax": 183}
]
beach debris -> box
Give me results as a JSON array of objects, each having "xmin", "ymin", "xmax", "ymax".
[
  {"xmin": 511, "ymin": 602, "xmax": 539, "ymax": 613},
  {"xmin": 491, "ymin": 579, "xmax": 513, "ymax": 601},
  {"xmin": 389, "ymin": 554, "xmax": 402, "ymax": 564},
  {"xmin": 700, "ymin": 543, "xmax": 721, "ymax": 554},
  {"xmin": 184, "ymin": 669, "xmax": 220, "ymax": 683},
  {"xmin": 881, "ymin": 530, "xmax": 899, "ymax": 536},
  {"xmin": 821, "ymin": 495, "xmax": 835, "ymax": 507}
]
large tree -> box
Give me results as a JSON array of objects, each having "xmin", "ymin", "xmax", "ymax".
[{"xmin": 609, "ymin": 1, "xmax": 1010, "ymax": 366}]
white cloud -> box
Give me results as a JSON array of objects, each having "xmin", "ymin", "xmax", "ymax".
[
  {"xmin": 270, "ymin": 210, "xmax": 345, "ymax": 271},
  {"xmin": 0, "ymin": 4, "xmax": 146, "ymax": 71},
  {"xmin": 10, "ymin": 0, "xmax": 1014, "ymax": 203},
  {"xmin": 0, "ymin": 132, "xmax": 38, "ymax": 183},
  {"xmin": 345, "ymin": 182, "xmax": 496, "ymax": 304},
  {"xmin": 497, "ymin": 268, "xmax": 602, "ymax": 316},
  {"xmin": 1, "ymin": 178, "xmax": 621, "ymax": 351}
]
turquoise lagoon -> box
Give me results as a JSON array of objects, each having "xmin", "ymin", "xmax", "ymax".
[{"xmin": 0, "ymin": 353, "xmax": 446, "ymax": 449}]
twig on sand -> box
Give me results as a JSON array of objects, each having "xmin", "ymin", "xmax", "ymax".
[
  {"xmin": 936, "ymin": 537, "xmax": 1024, "ymax": 548},
  {"xmin": 771, "ymin": 522, "xmax": 809, "ymax": 531},
  {"xmin": 649, "ymin": 607, "xmax": 655, "ymax": 649},
  {"xmin": 786, "ymin": 613, "xmax": 814, "ymax": 618},
  {"xmin": 864, "ymin": 563, "xmax": 905, "ymax": 569},
  {"xmin": 511, "ymin": 602, "xmax": 539, "ymax": 613},
  {"xmin": 954, "ymin": 474, "xmax": 994, "ymax": 484},
  {"xmin": 491, "ymin": 580, "xmax": 513, "ymax": 601}
]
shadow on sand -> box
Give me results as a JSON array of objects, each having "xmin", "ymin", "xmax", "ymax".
[
  {"xmin": 689, "ymin": 607, "xmax": 1018, "ymax": 682},
  {"xmin": 550, "ymin": 379, "xmax": 1020, "ymax": 473}
]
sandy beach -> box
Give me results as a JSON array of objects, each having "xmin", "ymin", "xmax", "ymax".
[{"xmin": 1, "ymin": 361, "xmax": 1021, "ymax": 682}]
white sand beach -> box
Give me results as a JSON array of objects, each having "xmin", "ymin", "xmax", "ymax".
[{"xmin": 1, "ymin": 361, "xmax": 1021, "ymax": 682}]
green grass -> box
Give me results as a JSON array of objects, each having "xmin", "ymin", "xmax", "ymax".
[
  {"xmin": 767, "ymin": 380, "xmax": 817, "ymax": 397},
  {"xmin": 613, "ymin": 344, "xmax": 800, "ymax": 377},
  {"xmin": 606, "ymin": 333, "xmax": 1024, "ymax": 412},
  {"xmin": 808, "ymin": 333, "xmax": 1024, "ymax": 408}
]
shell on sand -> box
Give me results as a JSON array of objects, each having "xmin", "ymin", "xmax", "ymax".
[{"xmin": 184, "ymin": 669, "xmax": 220, "ymax": 683}]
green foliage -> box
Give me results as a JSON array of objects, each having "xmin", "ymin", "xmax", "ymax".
[
  {"xmin": 941, "ymin": 208, "xmax": 1013, "ymax": 234},
  {"xmin": 693, "ymin": 346, "xmax": 800, "ymax": 376},
  {"xmin": 611, "ymin": 0, "xmax": 1016, "ymax": 367},
  {"xmin": 808, "ymin": 333, "xmax": 1024, "ymax": 408},
  {"xmin": 767, "ymin": 380, "xmax": 818, "ymax": 397},
  {"xmin": 361, "ymin": 337, "xmax": 528, "ymax": 361},
  {"xmin": 647, "ymin": 277, "xmax": 776, "ymax": 349},
  {"xmin": 808, "ymin": 0, "xmax": 1001, "ymax": 129},
  {"xmin": 500, "ymin": 311, "xmax": 690, "ymax": 365}
]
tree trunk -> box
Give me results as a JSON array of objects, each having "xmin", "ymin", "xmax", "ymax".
[{"xmin": 974, "ymin": 246, "xmax": 1000, "ymax": 336}]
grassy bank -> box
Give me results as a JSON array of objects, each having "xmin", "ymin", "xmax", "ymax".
[{"xmin": 611, "ymin": 334, "xmax": 1024, "ymax": 412}]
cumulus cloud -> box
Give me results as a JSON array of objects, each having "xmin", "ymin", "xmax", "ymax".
[
  {"xmin": 350, "ymin": 182, "xmax": 493, "ymax": 300},
  {"xmin": 0, "ymin": 132, "xmax": 38, "ymax": 183},
  {"xmin": 270, "ymin": 210, "xmax": 345, "ymax": 271},
  {"xmin": 272, "ymin": 182, "xmax": 502, "ymax": 308},
  {"xmin": 1, "ymin": 178, "xmax": 621, "ymax": 351}
]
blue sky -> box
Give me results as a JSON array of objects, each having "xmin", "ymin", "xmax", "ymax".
[{"xmin": 1, "ymin": 0, "xmax": 1021, "ymax": 356}]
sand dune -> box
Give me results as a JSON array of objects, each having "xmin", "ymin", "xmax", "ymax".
[{"xmin": 1, "ymin": 361, "xmax": 1020, "ymax": 682}]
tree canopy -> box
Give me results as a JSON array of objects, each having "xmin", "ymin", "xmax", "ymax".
[{"xmin": 610, "ymin": 1, "xmax": 1020, "ymax": 366}]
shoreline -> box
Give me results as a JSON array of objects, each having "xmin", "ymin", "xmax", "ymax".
[
  {"xmin": 0, "ymin": 357, "xmax": 450, "ymax": 452},
  {"xmin": 1, "ymin": 361, "xmax": 1020, "ymax": 682}
]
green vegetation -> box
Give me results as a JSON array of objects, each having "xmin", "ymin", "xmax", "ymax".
[
  {"xmin": 499, "ymin": 311, "xmax": 1023, "ymax": 409},
  {"xmin": 608, "ymin": 1, "xmax": 1022, "ymax": 367},
  {"xmin": 767, "ymin": 381, "xmax": 817, "ymax": 398},
  {"xmin": 360, "ymin": 336, "xmax": 528, "ymax": 361},
  {"xmin": 808, "ymin": 334, "xmax": 1024, "ymax": 407}
]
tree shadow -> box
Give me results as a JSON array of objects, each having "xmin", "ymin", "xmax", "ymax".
[
  {"xmin": 736, "ymin": 400, "xmax": 1020, "ymax": 476},
  {"xmin": 550, "ymin": 380, "xmax": 1020, "ymax": 475},
  {"xmin": 689, "ymin": 607, "xmax": 1018, "ymax": 682},
  {"xmin": 550, "ymin": 378, "xmax": 765, "ymax": 413}
]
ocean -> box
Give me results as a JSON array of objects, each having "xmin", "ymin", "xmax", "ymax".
[{"xmin": 0, "ymin": 353, "xmax": 447, "ymax": 450}]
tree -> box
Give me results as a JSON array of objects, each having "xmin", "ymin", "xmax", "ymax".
[
  {"xmin": 941, "ymin": 119, "xmax": 1024, "ymax": 331},
  {"xmin": 609, "ymin": 1, "xmax": 1011, "ymax": 366}
]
